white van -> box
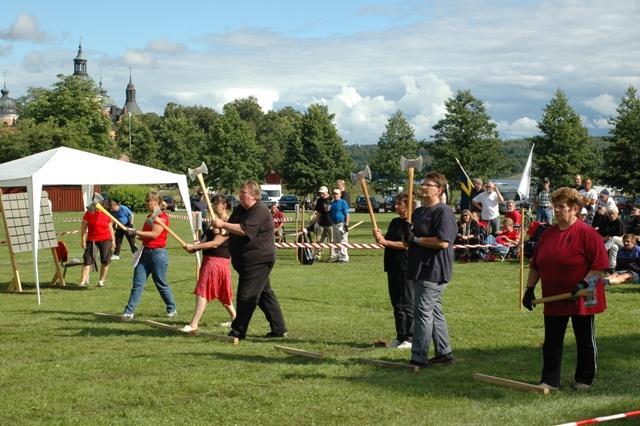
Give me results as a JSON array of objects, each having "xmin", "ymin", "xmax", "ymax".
[{"xmin": 261, "ymin": 184, "xmax": 282, "ymax": 203}]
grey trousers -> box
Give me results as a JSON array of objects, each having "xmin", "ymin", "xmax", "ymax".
[{"xmin": 411, "ymin": 280, "xmax": 452, "ymax": 364}]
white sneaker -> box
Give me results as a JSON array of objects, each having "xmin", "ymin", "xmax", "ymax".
[
  {"xmin": 179, "ymin": 325, "xmax": 197, "ymax": 333},
  {"xmin": 219, "ymin": 321, "xmax": 232, "ymax": 328},
  {"xmin": 78, "ymin": 282, "xmax": 88, "ymax": 288},
  {"xmin": 396, "ymin": 340, "xmax": 413, "ymax": 349},
  {"xmin": 167, "ymin": 310, "xmax": 177, "ymax": 318},
  {"xmin": 389, "ymin": 339, "xmax": 402, "ymax": 348},
  {"xmin": 97, "ymin": 280, "xmax": 104, "ymax": 288},
  {"xmin": 122, "ymin": 313, "xmax": 134, "ymax": 321},
  {"xmin": 110, "ymin": 255, "xmax": 120, "ymax": 260}
]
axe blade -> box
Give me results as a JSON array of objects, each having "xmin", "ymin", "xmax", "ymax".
[
  {"xmin": 400, "ymin": 156, "xmax": 423, "ymax": 171},
  {"xmin": 187, "ymin": 161, "xmax": 209, "ymax": 181},
  {"xmin": 145, "ymin": 206, "xmax": 162, "ymax": 226},
  {"xmin": 92, "ymin": 192, "xmax": 104, "ymax": 203}
]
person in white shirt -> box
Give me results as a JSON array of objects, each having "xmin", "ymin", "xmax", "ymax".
[
  {"xmin": 579, "ymin": 178, "xmax": 598, "ymax": 224},
  {"xmin": 472, "ymin": 181, "xmax": 504, "ymax": 235}
]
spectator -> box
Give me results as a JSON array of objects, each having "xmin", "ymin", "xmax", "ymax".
[
  {"xmin": 109, "ymin": 199, "xmax": 137, "ymax": 260},
  {"xmin": 625, "ymin": 206, "xmax": 640, "ymax": 237},
  {"xmin": 574, "ymin": 174, "xmax": 585, "ymax": 191},
  {"xmin": 597, "ymin": 189, "xmax": 616, "ymax": 211},
  {"xmin": 336, "ymin": 179, "xmax": 351, "ymax": 208},
  {"xmin": 472, "ymin": 180, "xmax": 504, "ymax": 236},
  {"xmin": 591, "ymin": 205, "xmax": 608, "ymax": 235},
  {"xmin": 580, "ymin": 207, "xmax": 588, "ymax": 222},
  {"xmin": 329, "ymin": 188, "xmax": 350, "ymax": 263},
  {"xmin": 536, "ymin": 178, "xmax": 553, "ymax": 224},
  {"xmin": 307, "ymin": 186, "xmax": 333, "ymax": 260},
  {"xmin": 505, "ymin": 199, "xmax": 522, "ymax": 227},
  {"xmin": 606, "ymin": 234, "xmax": 640, "ymax": 285},
  {"xmin": 602, "ymin": 205, "xmax": 625, "ymax": 273},
  {"xmin": 373, "ymin": 193, "xmax": 414, "ymax": 349},
  {"xmin": 522, "ymin": 187, "xmax": 609, "ymax": 391},
  {"xmin": 579, "ymin": 178, "xmax": 598, "ymax": 224},
  {"xmin": 455, "ymin": 209, "xmax": 481, "ymax": 245},
  {"xmin": 470, "ymin": 178, "xmax": 483, "ymax": 215},
  {"xmin": 271, "ymin": 202, "xmax": 285, "ymax": 243}
]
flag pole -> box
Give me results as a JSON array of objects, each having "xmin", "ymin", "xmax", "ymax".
[{"xmin": 517, "ymin": 144, "xmax": 535, "ymax": 311}]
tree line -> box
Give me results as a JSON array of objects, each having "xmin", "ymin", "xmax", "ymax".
[{"xmin": 1, "ymin": 74, "xmax": 639, "ymax": 196}]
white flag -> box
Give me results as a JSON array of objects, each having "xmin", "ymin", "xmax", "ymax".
[{"xmin": 517, "ymin": 144, "xmax": 535, "ymax": 201}]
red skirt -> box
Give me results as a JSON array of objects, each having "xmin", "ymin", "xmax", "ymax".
[{"xmin": 194, "ymin": 256, "xmax": 233, "ymax": 305}]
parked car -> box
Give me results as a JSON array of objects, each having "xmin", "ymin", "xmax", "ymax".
[
  {"xmin": 355, "ymin": 195, "xmax": 381, "ymax": 213},
  {"xmin": 162, "ymin": 195, "xmax": 176, "ymax": 211},
  {"xmin": 278, "ymin": 194, "xmax": 299, "ymax": 211},
  {"xmin": 261, "ymin": 191, "xmax": 270, "ymax": 203},
  {"xmin": 380, "ymin": 194, "xmax": 396, "ymax": 212}
]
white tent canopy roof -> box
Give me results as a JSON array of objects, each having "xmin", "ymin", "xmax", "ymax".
[{"xmin": 0, "ymin": 147, "xmax": 195, "ymax": 304}]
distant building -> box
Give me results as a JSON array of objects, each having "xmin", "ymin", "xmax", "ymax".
[
  {"xmin": 121, "ymin": 67, "xmax": 142, "ymax": 117},
  {"xmin": 0, "ymin": 80, "xmax": 18, "ymax": 127}
]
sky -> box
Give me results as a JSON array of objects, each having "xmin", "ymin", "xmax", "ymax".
[{"xmin": 1, "ymin": 0, "xmax": 639, "ymax": 144}]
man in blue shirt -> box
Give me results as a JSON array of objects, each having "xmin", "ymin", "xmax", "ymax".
[
  {"xmin": 329, "ymin": 188, "xmax": 350, "ymax": 263},
  {"xmin": 109, "ymin": 199, "xmax": 137, "ymax": 260}
]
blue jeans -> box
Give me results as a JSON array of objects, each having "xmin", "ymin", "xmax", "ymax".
[
  {"xmin": 411, "ymin": 280, "xmax": 452, "ymax": 364},
  {"xmin": 124, "ymin": 248, "xmax": 176, "ymax": 315},
  {"xmin": 537, "ymin": 207, "xmax": 553, "ymax": 223}
]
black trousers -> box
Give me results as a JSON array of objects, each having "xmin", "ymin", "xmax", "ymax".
[
  {"xmin": 231, "ymin": 261, "xmax": 287, "ymax": 338},
  {"xmin": 387, "ymin": 270, "xmax": 414, "ymax": 341},
  {"xmin": 542, "ymin": 315, "xmax": 597, "ymax": 387},
  {"xmin": 114, "ymin": 226, "xmax": 137, "ymax": 256}
]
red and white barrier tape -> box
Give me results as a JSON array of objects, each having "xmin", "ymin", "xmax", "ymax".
[
  {"xmin": 168, "ymin": 213, "xmax": 294, "ymax": 223},
  {"xmin": 0, "ymin": 230, "xmax": 79, "ymax": 246},
  {"xmin": 275, "ymin": 242, "xmax": 383, "ymax": 249},
  {"xmin": 555, "ymin": 409, "xmax": 640, "ymax": 426}
]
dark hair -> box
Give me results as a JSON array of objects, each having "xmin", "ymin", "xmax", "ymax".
[
  {"xmin": 211, "ymin": 194, "xmax": 230, "ymax": 209},
  {"xmin": 424, "ymin": 171, "xmax": 448, "ymax": 189},
  {"xmin": 394, "ymin": 192, "xmax": 416, "ymax": 209}
]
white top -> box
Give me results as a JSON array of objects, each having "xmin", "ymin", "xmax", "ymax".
[
  {"xmin": 596, "ymin": 197, "xmax": 616, "ymax": 210},
  {"xmin": 472, "ymin": 191, "xmax": 500, "ymax": 220},
  {"xmin": 580, "ymin": 188, "xmax": 598, "ymax": 209}
]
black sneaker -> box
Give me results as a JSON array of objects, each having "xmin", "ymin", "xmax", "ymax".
[
  {"xmin": 228, "ymin": 329, "xmax": 245, "ymax": 340},
  {"xmin": 263, "ymin": 331, "xmax": 288, "ymax": 338},
  {"xmin": 408, "ymin": 359, "xmax": 428, "ymax": 368},
  {"xmin": 429, "ymin": 353, "xmax": 455, "ymax": 364}
]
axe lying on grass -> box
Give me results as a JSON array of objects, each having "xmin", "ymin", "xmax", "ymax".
[{"xmin": 532, "ymin": 276, "xmax": 600, "ymax": 307}]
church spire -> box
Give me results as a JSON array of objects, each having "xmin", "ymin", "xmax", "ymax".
[
  {"xmin": 73, "ymin": 37, "xmax": 88, "ymax": 77},
  {"xmin": 123, "ymin": 65, "xmax": 142, "ymax": 115}
]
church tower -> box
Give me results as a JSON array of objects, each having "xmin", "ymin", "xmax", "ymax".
[
  {"xmin": 73, "ymin": 39, "xmax": 89, "ymax": 77},
  {"xmin": 122, "ymin": 66, "xmax": 142, "ymax": 115}
]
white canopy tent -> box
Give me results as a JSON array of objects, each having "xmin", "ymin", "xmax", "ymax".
[{"xmin": 0, "ymin": 147, "xmax": 196, "ymax": 304}]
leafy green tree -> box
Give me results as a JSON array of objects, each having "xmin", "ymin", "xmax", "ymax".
[
  {"xmin": 203, "ymin": 105, "xmax": 263, "ymax": 191},
  {"xmin": 226, "ymin": 97, "xmax": 263, "ymax": 134},
  {"xmin": 114, "ymin": 113, "xmax": 164, "ymax": 169},
  {"xmin": 156, "ymin": 110, "xmax": 206, "ymax": 174},
  {"xmin": 601, "ymin": 86, "xmax": 640, "ymax": 191},
  {"xmin": 18, "ymin": 74, "xmax": 113, "ymax": 155},
  {"xmin": 533, "ymin": 89, "xmax": 595, "ymax": 186},
  {"xmin": 369, "ymin": 111, "xmax": 419, "ymax": 191},
  {"xmin": 426, "ymin": 89, "xmax": 508, "ymax": 180},
  {"xmin": 281, "ymin": 104, "xmax": 352, "ymax": 195},
  {"xmin": 257, "ymin": 107, "xmax": 302, "ymax": 174}
]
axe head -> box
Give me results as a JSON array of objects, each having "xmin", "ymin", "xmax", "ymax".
[
  {"xmin": 400, "ymin": 155, "xmax": 423, "ymax": 171},
  {"xmin": 145, "ymin": 206, "xmax": 162, "ymax": 226},
  {"xmin": 350, "ymin": 165, "xmax": 372, "ymax": 185},
  {"xmin": 580, "ymin": 275, "xmax": 599, "ymax": 307},
  {"xmin": 92, "ymin": 192, "xmax": 104, "ymax": 203},
  {"xmin": 86, "ymin": 203, "xmax": 96, "ymax": 212},
  {"xmin": 188, "ymin": 161, "xmax": 208, "ymax": 181}
]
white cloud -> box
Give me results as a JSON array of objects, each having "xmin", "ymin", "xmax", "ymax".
[
  {"xmin": 0, "ymin": 14, "xmax": 46, "ymax": 42},
  {"xmin": 585, "ymin": 93, "xmax": 617, "ymax": 116},
  {"xmin": 592, "ymin": 117, "xmax": 613, "ymax": 129},
  {"xmin": 122, "ymin": 50, "xmax": 156, "ymax": 67},
  {"xmin": 145, "ymin": 38, "xmax": 187, "ymax": 54},
  {"xmin": 0, "ymin": 44, "xmax": 11, "ymax": 56},
  {"xmin": 496, "ymin": 117, "xmax": 540, "ymax": 138},
  {"xmin": 23, "ymin": 51, "xmax": 46, "ymax": 73},
  {"xmin": 214, "ymin": 88, "xmax": 280, "ymax": 111}
]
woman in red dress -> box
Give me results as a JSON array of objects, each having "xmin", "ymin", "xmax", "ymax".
[{"xmin": 181, "ymin": 195, "xmax": 236, "ymax": 332}]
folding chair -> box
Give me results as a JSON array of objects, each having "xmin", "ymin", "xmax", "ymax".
[{"xmin": 55, "ymin": 241, "xmax": 96, "ymax": 278}]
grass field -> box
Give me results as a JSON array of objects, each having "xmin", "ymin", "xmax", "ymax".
[{"xmin": 1, "ymin": 211, "xmax": 639, "ymax": 425}]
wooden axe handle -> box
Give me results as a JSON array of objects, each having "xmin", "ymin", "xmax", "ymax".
[
  {"xmin": 95, "ymin": 203, "xmax": 128, "ymax": 231},
  {"xmin": 407, "ymin": 168, "xmax": 415, "ymax": 223},
  {"xmin": 359, "ymin": 178, "xmax": 378, "ymax": 230},
  {"xmin": 532, "ymin": 288, "xmax": 590, "ymax": 305},
  {"xmin": 196, "ymin": 174, "xmax": 217, "ymax": 221},
  {"xmin": 154, "ymin": 217, "xmax": 189, "ymax": 249}
]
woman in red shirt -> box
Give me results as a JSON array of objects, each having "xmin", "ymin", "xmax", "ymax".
[
  {"xmin": 522, "ymin": 187, "xmax": 609, "ymax": 391},
  {"xmin": 79, "ymin": 207, "xmax": 115, "ymax": 287},
  {"xmin": 122, "ymin": 192, "xmax": 177, "ymax": 320}
]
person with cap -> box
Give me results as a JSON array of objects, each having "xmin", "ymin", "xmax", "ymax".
[
  {"xmin": 579, "ymin": 178, "xmax": 598, "ymax": 225},
  {"xmin": 536, "ymin": 178, "xmax": 553, "ymax": 224},
  {"xmin": 597, "ymin": 188, "xmax": 616, "ymax": 211},
  {"xmin": 307, "ymin": 186, "xmax": 333, "ymax": 260},
  {"xmin": 329, "ymin": 188, "xmax": 350, "ymax": 263}
]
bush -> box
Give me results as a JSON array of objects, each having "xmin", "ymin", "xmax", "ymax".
[{"xmin": 104, "ymin": 185, "xmax": 151, "ymax": 212}]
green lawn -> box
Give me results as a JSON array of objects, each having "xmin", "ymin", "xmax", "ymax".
[{"xmin": 1, "ymin": 212, "xmax": 639, "ymax": 425}]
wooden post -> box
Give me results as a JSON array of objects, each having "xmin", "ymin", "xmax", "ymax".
[
  {"xmin": 49, "ymin": 246, "xmax": 66, "ymax": 287},
  {"xmin": 473, "ymin": 373, "xmax": 551, "ymax": 395},
  {"xmin": 1, "ymin": 189, "xmax": 22, "ymax": 292}
]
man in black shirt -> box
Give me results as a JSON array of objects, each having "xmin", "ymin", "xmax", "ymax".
[
  {"xmin": 308, "ymin": 186, "xmax": 333, "ymax": 260},
  {"xmin": 213, "ymin": 180, "xmax": 287, "ymax": 339}
]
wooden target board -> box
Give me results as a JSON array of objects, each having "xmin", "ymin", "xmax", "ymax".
[{"xmin": 1, "ymin": 191, "xmax": 57, "ymax": 253}]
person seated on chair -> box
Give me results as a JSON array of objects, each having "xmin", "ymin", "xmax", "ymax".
[
  {"xmin": 606, "ymin": 234, "xmax": 640, "ymax": 285},
  {"xmin": 602, "ymin": 205, "xmax": 625, "ymax": 273},
  {"xmin": 485, "ymin": 218, "xmax": 519, "ymax": 256},
  {"xmin": 504, "ymin": 200, "xmax": 522, "ymax": 227},
  {"xmin": 591, "ymin": 205, "xmax": 608, "ymax": 235},
  {"xmin": 455, "ymin": 209, "xmax": 481, "ymax": 245},
  {"xmin": 270, "ymin": 202, "xmax": 285, "ymax": 243}
]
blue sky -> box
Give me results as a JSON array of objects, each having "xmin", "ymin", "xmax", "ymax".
[{"xmin": 2, "ymin": 0, "xmax": 639, "ymax": 144}]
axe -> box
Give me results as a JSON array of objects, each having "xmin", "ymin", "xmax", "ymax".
[
  {"xmin": 188, "ymin": 162, "xmax": 217, "ymax": 222},
  {"xmin": 532, "ymin": 276, "xmax": 599, "ymax": 307},
  {"xmin": 146, "ymin": 207, "xmax": 189, "ymax": 250},
  {"xmin": 91, "ymin": 193, "xmax": 128, "ymax": 231},
  {"xmin": 400, "ymin": 156, "xmax": 423, "ymax": 223},
  {"xmin": 351, "ymin": 165, "xmax": 378, "ymax": 231}
]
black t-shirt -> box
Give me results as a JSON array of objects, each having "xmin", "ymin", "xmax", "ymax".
[
  {"xmin": 626, "ymin": 217, "xmax": 640, "ymax": 235},
  {"xmin": 383, "ymin": 217, "xmax": 408, "ymax": 272},
  {"xmin": 200, "ymin": 227, "xmax": 230, "ymax": 259},
  {"xmin": 602, "ymin": 218, "xmax": 625, "ymax": 238},
  {"xmin": 314, "ymin": 196, "xmax": 332, "ymax": 227},
  {"xmin": 228, "ymin": 201, "xmax": 275, "ymax": 267},
  {"xmin": 341, "ymin": 190, "xmax": 351, "ymax": 207},
  {"xmin": 407, "ymin": 203, "xmax": 458, "ymax": 283}
]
